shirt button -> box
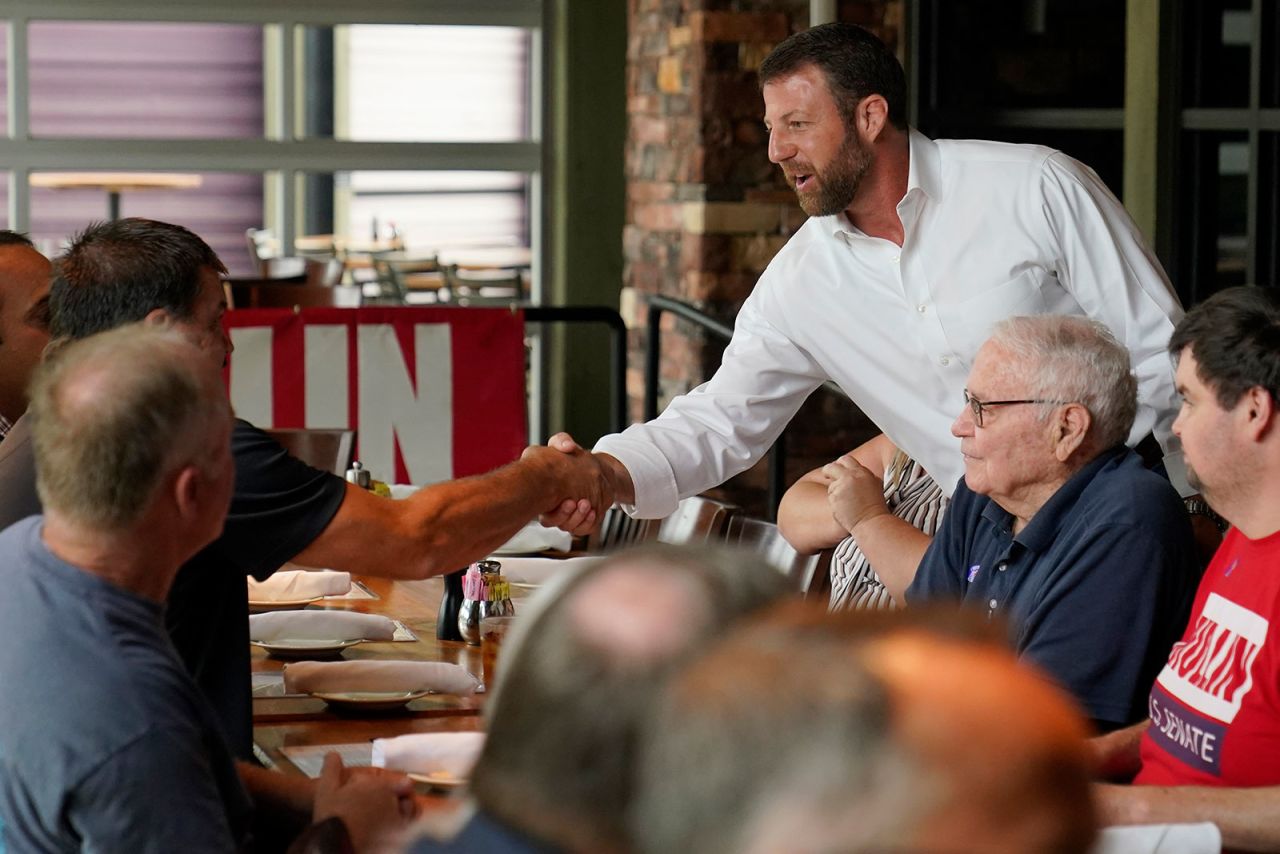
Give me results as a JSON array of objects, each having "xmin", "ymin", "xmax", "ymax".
[
  {"xmin": 996, "ymin": 562, "xmax": 1007, "ymax": 572},
  {"xmin": 939, "ymin": 356, "xmax": 950, "ymax": 366},
  {"xmin": 891, "ymin": 255, "xmax": 900, "ymax": 263},
  {"xmin": 916, "ymin": 303, "xmax": 927, "ymax": 313},
  {"xmin": 988, "ymin": 599, "xmax": 998, "ymax": 609}
]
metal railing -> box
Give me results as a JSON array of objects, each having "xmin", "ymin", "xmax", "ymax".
[
  {"xmin": 523, "ymin": 305, "xmax": 628, "ymax": 434},
  {"xmin": 643, "ymin": 293, "xmax": 850, "ymax": 518}
]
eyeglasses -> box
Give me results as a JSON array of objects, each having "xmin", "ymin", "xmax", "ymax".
[{"xmin": 963, "ymin": 389, "xmax": 1065, "ymax": 428}]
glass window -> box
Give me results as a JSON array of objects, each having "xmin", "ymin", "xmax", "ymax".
[
  {"xmin": 342, "ymin": 170, "xmax": 529, "ymax": 249},
  {"xmin": 26, "ymin": 22, "xmax": 263, "ymax": 139},
  {"xmin": 1263, "ymin": 0, "xmax": 1280, "ymax": 107},
  {"xmin": 300, "ymin": 24, "xmax": 531, "ymax": 143},
  {"xmin": 1181, "ymin": 0, "xmax": 1252, "ymax": 109},
  {"xmin": 1175, "ymin": 133, "xmax": 1250, "ymax": 301},
  {"xmin": 920, "ymin": 0, "xmax": 1125, "ymax": 111},
  {"xmin": 28, "ymin": 171, "xmax": 264, "ymax": 274},
  {"xmin": 1257, "ymin": 133, "xmax": 1279, "ymax": 286}
]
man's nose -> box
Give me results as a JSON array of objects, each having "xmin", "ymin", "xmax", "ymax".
[
  {"xmin": 952, "ymin": 407, "xmax": 974, "ymax": 438},
  {"xmin": 768, "ymin": 129, "xmax": 794, "ymax": 164}
]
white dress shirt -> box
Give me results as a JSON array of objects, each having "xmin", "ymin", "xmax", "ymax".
[{"xmin": 596, "ymin": 130, "xmax": 1186, "ymax": 519}]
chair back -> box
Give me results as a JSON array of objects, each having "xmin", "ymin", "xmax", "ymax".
[
  {"xmin": 726, "ymin": 516, "xmax": 833, "ymax": 597},
  {"xmin": 657, "ymin": 496, "xmax": 738, "ymax": 545},
  {"xmin": 592, "ymin": 506, "xmax": 661, "ymax": 552},
  {"xmin": 443, "ymin": 264, "xmax": 524, "ymax": 305},
  {"xmin": 305, "ymin": 256, "xmax": 346, "ymax": 287},
  {"xmin": 264, "ymin": 428, "xmax": 356, "ymax": 476},
  {"xmin": 245, "ymin": 227, "xmax": 280, "ymax": 267}
]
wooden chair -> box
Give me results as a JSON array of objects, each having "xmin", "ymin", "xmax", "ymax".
[
  {"xmin": 443, "ymin": 263, "xmax": 524, "ymax": 305},
  {"xmin": 371, "ymin": 257, "xmax": 448, "ymax": 305},
  {"xmin": 726, "ymin": 515, "xmax": 834, "ymax": 598},
  {"xmin": 263, "ymin": 428, "xmax": 356, "ymax": 476},
  {"xmin": 656, "ymin": 496, "xmax": 739, "ymax": 545}
]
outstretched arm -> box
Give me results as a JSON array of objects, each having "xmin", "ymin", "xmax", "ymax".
[{"xmin": 293, "ymin": 445, "xmax": 613, "ymax": 579}]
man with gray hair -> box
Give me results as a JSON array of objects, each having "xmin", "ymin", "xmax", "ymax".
[
  {"xmin": 407, "ymin": 544, "xmax": 788, "ymax": 853},
  {"xmin": 0, "ymin": 325, "xmax": 416, "ymax": 852},
  {"xmin": 835, "ymin": 316, "xmax": 1200, "ymax": 729}
]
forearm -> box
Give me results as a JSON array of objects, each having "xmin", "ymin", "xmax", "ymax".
[
  {"xmin": 848, "ymin": 514, "xmax": 932, "ymax": 603},
  {"xmin": 1096, "ymin": 782, "xmax": 1280, "ymax": 852},
  {"xmin": 1088, "ymin": 720, "xmax": 1149, "ymax": 781},
  {"xmin": 240, "ymin": 761, "xmax": 315, "ymax": 819},
  {"xmin": 778, "ymin": 480, "xmax": 847, "ymax": 552}
]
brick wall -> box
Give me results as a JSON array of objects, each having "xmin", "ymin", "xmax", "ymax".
[{"xmin": 623, "ymin": 0, "xmax": 902, "ymax": 516}]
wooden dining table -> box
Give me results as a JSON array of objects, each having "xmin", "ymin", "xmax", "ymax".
[{"xmin": 250, "ymin": 574, "xmax": 543, "ymax": 790}]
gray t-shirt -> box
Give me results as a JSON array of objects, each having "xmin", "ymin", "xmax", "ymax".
[{"xmin": 0, "ymin": 517, "xmax": 252, "ymax": 853}]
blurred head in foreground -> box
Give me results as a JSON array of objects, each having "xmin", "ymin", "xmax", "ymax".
[
  {"xmin": 468, "ymin": 544, "xmax": 789, "ymax": 853},
  {"xmin": 633, "ymin": 604, "xmax": 1097, "ymax": 854}
]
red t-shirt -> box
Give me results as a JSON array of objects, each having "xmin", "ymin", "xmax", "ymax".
[{"xmin": 1135, "ymin": 527, "xmax": 1280, "ymax": 786}]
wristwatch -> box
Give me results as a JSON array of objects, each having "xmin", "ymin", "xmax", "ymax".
[{"xmin": 1184, "ymin": 496, "xmax": 1228, "ymax": 533}]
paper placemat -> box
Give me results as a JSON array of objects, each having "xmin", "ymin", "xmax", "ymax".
[{"xmin": 280, "ymin": 743, "xmax": 373, "ymax": 778}]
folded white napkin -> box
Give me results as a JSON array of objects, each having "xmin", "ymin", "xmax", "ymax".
[
  {"xmin": 248, "ymin": 568, "xmax": 352, "ymax": 601},
  {"xmin": 493, "ymin": 521, "xmax": 573, "ymax": 555},
  {"xmin": 494, "ymin": 555, "xmax": 602, "ymax": 586},
  {"xmin": 283, "ymin": 660, "xmax": 480, "ymax": 696},
  {"xmin": 249, "ymin": 611, "xmax": 396, "ymax": 642},
  {"xmin": 371, "ymin": 731, "xmax": 486, "ymax": 777}
]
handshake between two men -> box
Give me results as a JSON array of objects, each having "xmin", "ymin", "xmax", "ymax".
[{"xmin": 522, "ymin": 433, "xmax": 634, "ymax": 536}]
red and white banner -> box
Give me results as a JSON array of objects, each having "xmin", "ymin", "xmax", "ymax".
[{"xmin": 223, "ymin": 307, "xmax": 527, "ymax": 485}]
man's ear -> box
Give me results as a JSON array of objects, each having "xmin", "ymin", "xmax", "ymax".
[
  {"xmin": 172, "ymin": 465, "xmax": 203, "ymax": 520},
  {"xmin": 1051, "ymin": 403, "xmax": 1091, "ymax": 462},
  {"xmin": 1241, "ymin": 386, "xmax": 1277, "ymax": 442},
  {"xmin": 857, "ymin": 94, "xmax": 890, "ymax": 144},
  {"xmin": 143, "ymin": 307, "xmax": 173, "ymax": 328}
]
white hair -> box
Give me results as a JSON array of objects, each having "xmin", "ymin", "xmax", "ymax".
[{"xmin": 989, "ymin": 315, "xmax": 1137, "ymax": 450}]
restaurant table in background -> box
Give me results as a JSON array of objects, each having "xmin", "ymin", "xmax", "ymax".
[{"xmin": 30, "ymin": 172, "xmax": 202, "ymax": 220}]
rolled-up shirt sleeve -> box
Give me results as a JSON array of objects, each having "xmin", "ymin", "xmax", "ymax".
[{"xmin": 594, "ymin": 292, "xmax": 825, "ymax": 519}]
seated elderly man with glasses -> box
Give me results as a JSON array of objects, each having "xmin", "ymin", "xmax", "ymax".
[{"xmin": 867, "ymin": 315, "xmax": 1202, "ymax": 732}]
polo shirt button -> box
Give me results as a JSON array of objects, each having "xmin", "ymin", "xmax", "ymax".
[
  {"xmin": 916, "ymin": 303, "xmax": 927, "ymax": 313},
  {"xmin": 988, "ymin": 599, "xmax": 998, "ymax": 609},
  {"xmin": 940, "ymin": 356, "xmax": 950, "ymax": 366},
  {"xmin": 891, "ymin": 255, "xmax": 900, "ymax": 264}
]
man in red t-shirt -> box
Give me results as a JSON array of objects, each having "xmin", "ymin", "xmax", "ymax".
[{"xmin": 1091, "ymin": 286, "xmax": 1280, "ymax": 850}]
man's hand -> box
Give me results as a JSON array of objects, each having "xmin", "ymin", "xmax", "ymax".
[
  {"xmin": 313, "ymin": 753, "xmax": 416, "ymax": 852},
  {"xmin": 823, "ymin": 453, "xmax": 889, "ymax": 534},
  {"xmin": 528, "ymin": 433, "xmax": 634, "ymax": 535}
]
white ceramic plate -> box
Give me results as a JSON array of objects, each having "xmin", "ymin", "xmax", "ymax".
[
  {"xmin": 250, "ymin": 638, "xmax": 364, "ymax": 659},
  {"xmin": 311, "ymin": 690, "xmax": 431, "ymax": 712},
  {"xmin": 406, "ymin": 770, "xmax": 468, "ymax": 790},
  {"xmin": 249, "ymin": 596, "xmax": 321, "ymax": 612}
]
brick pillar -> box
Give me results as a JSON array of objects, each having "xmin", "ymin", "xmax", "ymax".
[{"xmin": 624, "ymin": 0, "xmax": 902, "ymax": 516}]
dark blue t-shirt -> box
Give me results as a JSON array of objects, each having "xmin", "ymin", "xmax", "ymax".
[
  {"xmin": 169, "ymin": 419, "xmax": 347, "ymax": 759},
  {"xmin": 0, "ymin": 518, "xmax": 253, "ymax": 852},
  {"xmin": 907, "ymin": 447, "xmax": 1201, "ymax": 727}
]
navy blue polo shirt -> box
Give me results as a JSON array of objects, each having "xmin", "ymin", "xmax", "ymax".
[{"xmin": 907, "ymin": 447, "xmax": 1201, "ymax": 727}]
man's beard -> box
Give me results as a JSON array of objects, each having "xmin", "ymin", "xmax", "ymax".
[{"xmin": 792, "ymin": 132, "xmax": 873, "ymax": 217}]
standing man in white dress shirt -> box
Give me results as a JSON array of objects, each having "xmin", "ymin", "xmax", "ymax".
[{"xmin": 546, "ymin": 23, "xmax": 1186, "ymax": 529}]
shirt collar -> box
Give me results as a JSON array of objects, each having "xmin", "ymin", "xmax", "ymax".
[
  {"xmin": 827, "ymin": 127, "xmax": 941, "ymax": 237},
  {"xmin": 1013, "ymin": 446, "xmax": 1131, "ymax": 554},
  {"xmin": 906, "ymin": 128, "xmax": 943, "ymax": 203}
]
